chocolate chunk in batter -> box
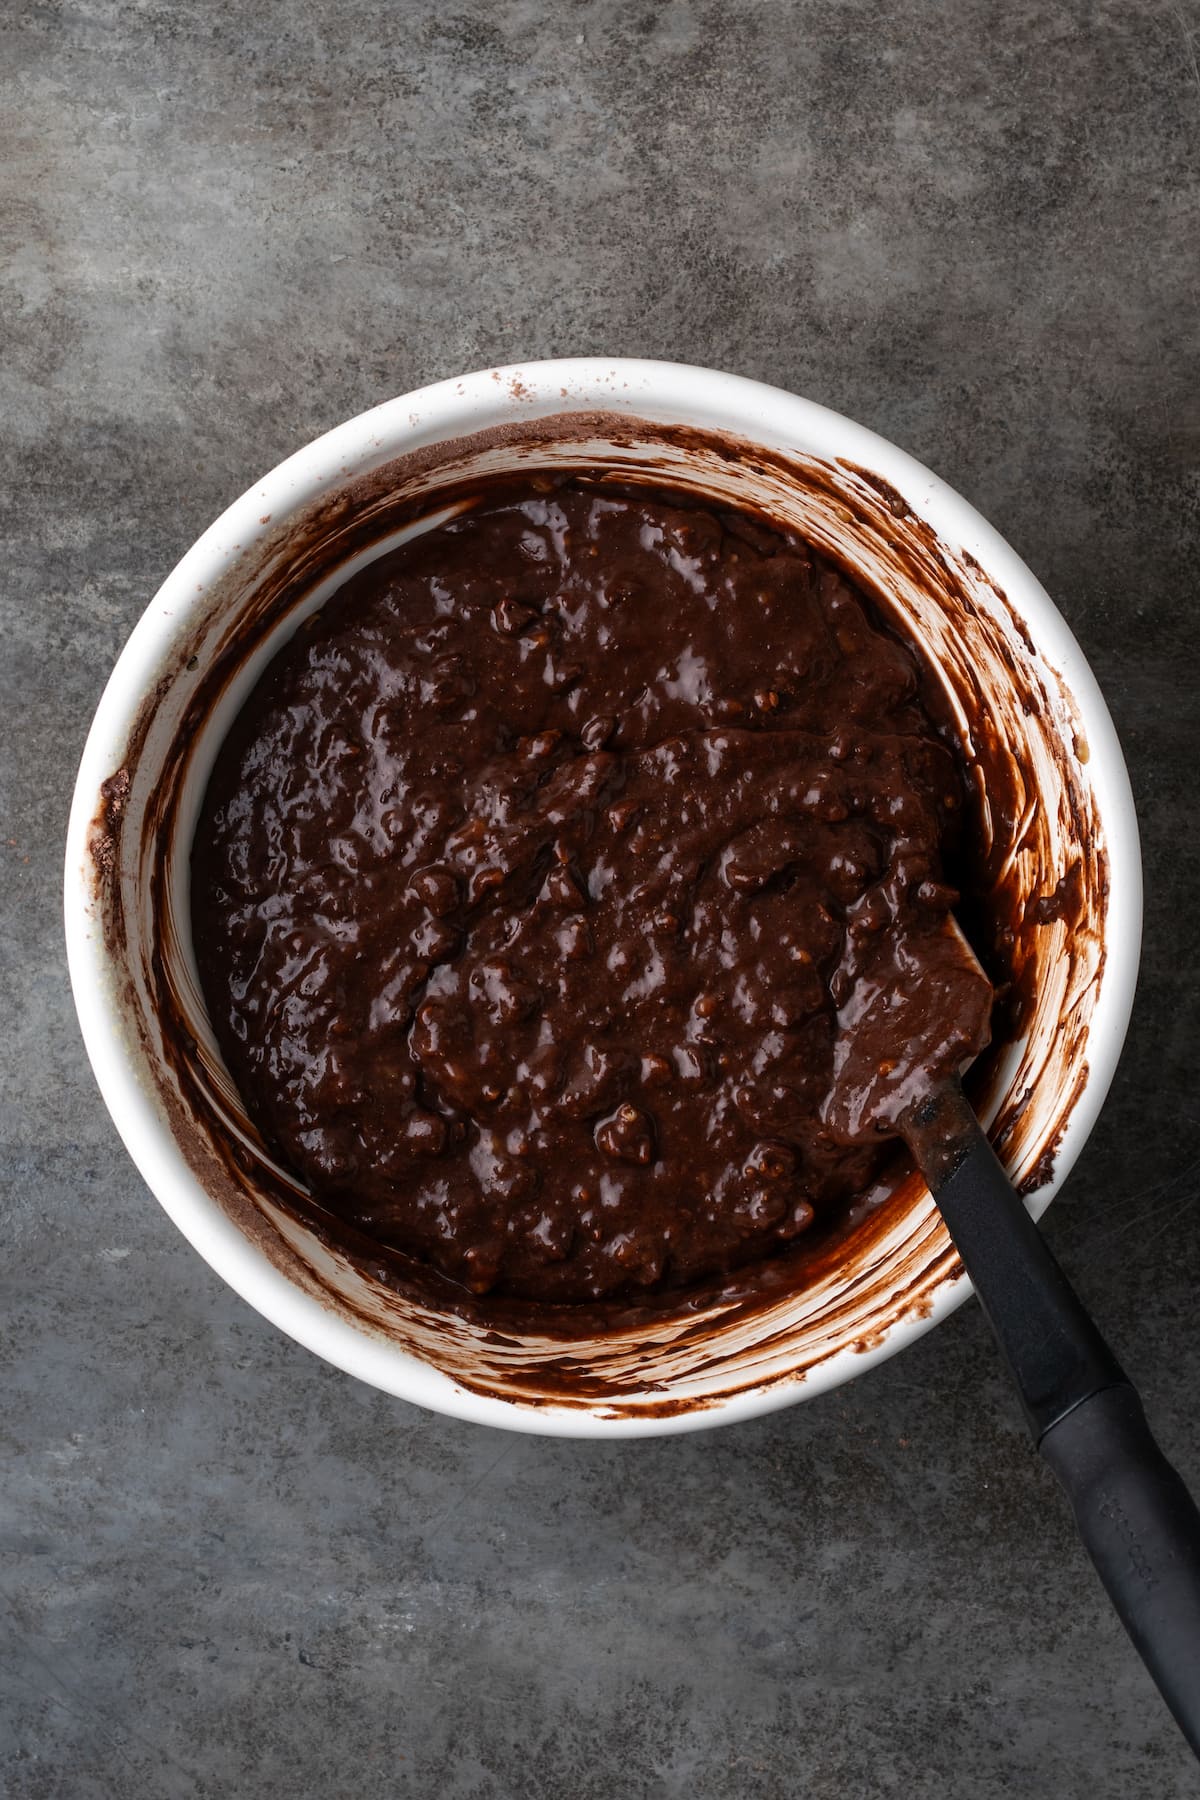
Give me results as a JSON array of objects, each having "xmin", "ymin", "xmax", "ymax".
[{"xmin": 191, "ymin": 479, "xmax": 983, "ymax": 1303}]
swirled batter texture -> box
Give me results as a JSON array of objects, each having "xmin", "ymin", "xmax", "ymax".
[{"xmin": 192, "ymin": 481, "xmax": 972, "ymax": 1303}]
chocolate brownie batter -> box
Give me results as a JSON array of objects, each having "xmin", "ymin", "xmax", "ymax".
[{"xmin": 192, "ymin": 479, "xmax": 985, "ymax": 1304}]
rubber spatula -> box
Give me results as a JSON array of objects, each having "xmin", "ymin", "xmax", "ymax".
[{"xmin": 822, "ymin": 914, "xmax": 1200, "ymax": 1756}]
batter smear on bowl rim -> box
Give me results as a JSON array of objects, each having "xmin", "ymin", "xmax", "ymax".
[{"xmin": 191, "ymin": 478, "xmax": 990, "ymax": 1305}]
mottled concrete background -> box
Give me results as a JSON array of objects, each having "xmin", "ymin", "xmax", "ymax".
[{"xmin": 3, "ymin": 2, "xmax": 1199, "ymax": 1794}]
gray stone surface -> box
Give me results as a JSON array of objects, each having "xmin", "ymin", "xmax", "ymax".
[{"xmin": 2, "ymin": 0, "xmax": 1199, "ymax": 1792}]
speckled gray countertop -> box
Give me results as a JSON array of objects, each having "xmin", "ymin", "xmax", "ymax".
[{"xmin": 3, "ymin": 3, "xmax": 1199, "ymax": 1795}]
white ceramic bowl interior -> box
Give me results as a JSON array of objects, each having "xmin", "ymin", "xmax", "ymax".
[{"xmin": 64, "ymin": 359, "xmax": 1140, "ymax": 1436}]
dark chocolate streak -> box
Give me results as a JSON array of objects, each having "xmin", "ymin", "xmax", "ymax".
[{"xmin": 191, "ymin": 480, "xmax": 987, "ymax": 1306}]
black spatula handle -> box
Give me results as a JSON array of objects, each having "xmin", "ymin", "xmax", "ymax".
[
  {"xmin": 1041, "ymin": 1382, "xmax": 1200, "ymax": 1754},
  {"xmin": 912, "ymin": 1088, "xmax": 1200, "ymax": 1757},
  {"xmin": 919, "ymin": 1087, "xmax": 1125, "ymax": 1436}
]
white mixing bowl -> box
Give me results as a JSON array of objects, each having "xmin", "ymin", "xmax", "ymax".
[{"xmin": 64, "ymin": 358, "xmax": 1140, "ymax": 1436}]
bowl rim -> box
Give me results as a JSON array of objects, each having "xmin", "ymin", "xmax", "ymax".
[{"xmin": 63, "ymin": 356, "xmax": 1142, "ymax": 1437}]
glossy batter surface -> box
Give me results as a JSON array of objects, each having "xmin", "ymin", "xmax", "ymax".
[{"xmin": 192, "ymin": 481, "xmax": 977, "ymax": 1302}]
